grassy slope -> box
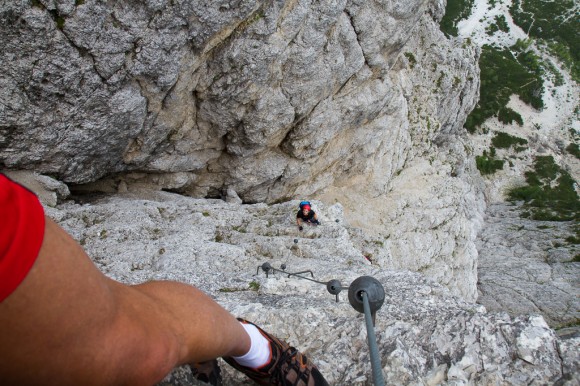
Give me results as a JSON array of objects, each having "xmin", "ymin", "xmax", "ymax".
[{"xmin": 440, "ymin": 0, "xmax": 579, "ymax": 222}]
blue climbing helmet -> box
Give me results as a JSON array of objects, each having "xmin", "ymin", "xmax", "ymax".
[{"xmin": 299, "ymin": 201, "xmax": 311, "ymax": 210}]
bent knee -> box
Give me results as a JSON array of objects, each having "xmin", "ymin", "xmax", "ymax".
[
  {"xmin": 127, "ymin": 341, "xmax": 179, "ymax": 385},
  {"xmin": 100, "ymin": 323, "xmax": 180, "ymax": 385}
]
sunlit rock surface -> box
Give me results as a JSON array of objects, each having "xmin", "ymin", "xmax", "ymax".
[
  {"xmin": 0, "ymin": 0, "xmax": 483, "ymax": 301},
  {"xmin": 44, "ymin": 192, "xmax": 578, "ymax": 385}
]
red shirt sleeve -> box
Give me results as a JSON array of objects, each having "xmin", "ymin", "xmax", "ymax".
[{"xmin": 0, "ymin": 174, "xmax": 45, "ymax": 302}]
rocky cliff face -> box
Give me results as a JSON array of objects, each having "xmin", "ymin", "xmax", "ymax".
[
  {"xmin": 42, "ymin": 193, "xmax": 577, "ymax": 385},
  {"xmin": 2, "ymin": 1, "xmax": 579, "ymax": 382},
  {"xmin": 476, "ymin": 203, "xmax": 579, "ymax": 329},
  {"xmin": 0, "ymin": 0, "xmax": 479, "ymax": 196},
  {"xmin": 1, "ymin": 0, "xmax": 483, "ymax": 300}
]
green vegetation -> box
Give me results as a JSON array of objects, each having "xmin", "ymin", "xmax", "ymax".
[
  {"xmin": 491, "ymin": 132, "xmax": 528, "ymax": 149},
  {"xmin": 510, "ymin": 0, "xmax": 579, "ymax": 82},
  {"xmin": 565, "ymin": 225, "xmax": 580, "ymax": 261},
  {"xmin": 508, "ymin": 156, "xmax": 579, "ymax": 221},
  {"xmin": 373, "ymin": 240, "xmax": 384, "ymax": 247},
  {"xmin": 440, "ymin": 0, "xmax": 475, "ymax": 37},
  {"xmin": 275, "ymin": 0, "xmax": 580, "ymax": 144},
  {"xmin": 497, "ymin": 108, "xmax": 523, "ymax": 126},
  {"xmin": 476, "ymin": 153, "xmax": 505, "ymax": 175},
  {"xmin": 567, "ymin": 143, "xmax": 580, "ymax": 159},
  {"xmin": 486, "ymin": 14, "xmax": 510, "ymax": 35},
  {"xmin": 219, "ymin": 281, "xmax": 260, "ymax": 293},
  {"xmin": 238, "ymin": 9, "xmax": 265, "ymax": 31},
  {"xmin": 202, "ymin": 211, "xmax": 210, "ymax": 217},
  {"xmin": 541, "ymin": 54, "xmax": 565, "ymax": 86},
  {"xmin": 465, "ymin": 43, "xmax": 544, "ymax": 133},
  {"xmin": 251, "ymin": 9, "xmax": 265, "ymax": 22},
  {"xmin": 545, "ymin": 41, "xmax": 578, "ymax": 83},
  {"xmin": 249, "ymin": 281, "xmax": 260, "ymax": 291},
  {"xmin": 404, "ymin": 52, "xmax": 417, "ymax": 69},
  {"xmin": 46, "ymin": 9, "xmax": 66, "ymax": 29},
  {"xmin": 436, "ymin": 71, "xmax": 445, "ymax": 89}
]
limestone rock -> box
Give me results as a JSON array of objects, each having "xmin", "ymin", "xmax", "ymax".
[
  {"xmin": 0, "ymin": 0, "xmax": 481, "ymax": 301},
  {"xmin": 476, "ymin": 203, "xmax": 580, "ymax": 329},
  {"xmin": 2, "ymin": 170, "xmax": 70, "ymax": 207},
  {"xmin": 43, "ymin": 192, "xmax": 578, "ymax": 385},
  {"xmin": 224, "ymin": 187, "xmax": 243, "ymax": 204}
]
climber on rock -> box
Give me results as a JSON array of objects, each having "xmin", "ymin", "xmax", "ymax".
[
  {"xmin": 0, "ymin": 174, "xmax": 329, "ymax": 386},
  {"xmin": 296, "ymin": 201, "xmax": 320, "ymax": 231}
]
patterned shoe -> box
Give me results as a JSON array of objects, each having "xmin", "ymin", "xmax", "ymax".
[
  {"xmin": 223, "ymin": 319, "xmax": 329, "ymax": 386},
  {"xmin": 190, "ymin": 359, "xmax": 222, "ymax": 386}
]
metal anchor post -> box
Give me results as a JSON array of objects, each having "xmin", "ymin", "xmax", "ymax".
[
  {"xmin": 348, "ymin": 276, "xmax": 386, "ymax": 386},
  {"xmin": 257, "ymin": 262, "xmax": 273, "ymax": 277},
  {"xmin": 326, "ymin": 279, "xmax": 343, "ymax": 302},
  {"xmin": 255, "ymin": 263, "xmax": 385, "ymax": 385}
]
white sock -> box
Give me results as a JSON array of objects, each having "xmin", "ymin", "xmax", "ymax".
[{"xmin": 232, "ymin": 322, "xmax": 272, "ymax": 369}]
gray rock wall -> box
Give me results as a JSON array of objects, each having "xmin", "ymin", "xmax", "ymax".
[
  {"xmin": 0, "ymin": 0, "xmax": 483, "ymax": 300},
  {"xmin": 477, "ymin": 203, "xmax": 580, "ymax": 329},
  {"xmin": 44, "ymin": 193, "xmax": 578, "ymax": 385},
  {"xmin": 0, "ymin": 0, "xmax": 477, "ymax": 196}
]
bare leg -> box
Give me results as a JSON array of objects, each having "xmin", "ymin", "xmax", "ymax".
[{"xmin": 0, "ymin": 217, "xmax": 250, "ymax": 386}]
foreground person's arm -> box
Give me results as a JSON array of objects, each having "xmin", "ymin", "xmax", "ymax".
[{"xmin": 0, "ymin": 217, "xmax": 250, "ymax": 386}]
